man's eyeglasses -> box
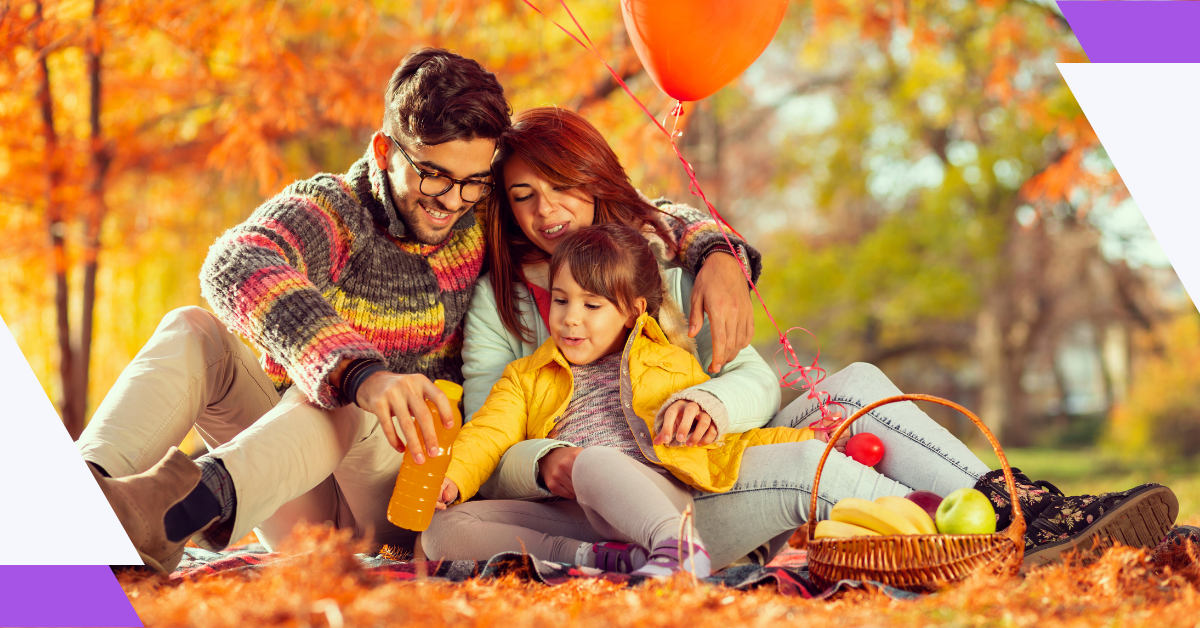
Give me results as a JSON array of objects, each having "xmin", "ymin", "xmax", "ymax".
[{"xmin": 385, "ymin": 134, "xmax": 493, "ymax": 203}]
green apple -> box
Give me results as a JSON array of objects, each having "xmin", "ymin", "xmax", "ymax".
[{"xmin": 935, "ymin": 488, "xmax": 997, "ymax": 535}]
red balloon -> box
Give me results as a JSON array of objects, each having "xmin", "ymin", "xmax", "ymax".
[
  {"xmin": 621, "ymin": 0, "xmax": 790, "ymax": 102},
  {"xmin": 845, "ymin": 433, "xmax": 885, "ymax": 467}
]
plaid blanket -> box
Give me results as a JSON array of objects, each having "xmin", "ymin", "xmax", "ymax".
[{"xmin": 170, "ymin": 544, "xmax": 918, "ymax": 600}]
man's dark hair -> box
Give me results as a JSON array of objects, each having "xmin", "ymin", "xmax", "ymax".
[{"xmin": 384, "ymin": 48, "xmax": 511, "ymax": 145}]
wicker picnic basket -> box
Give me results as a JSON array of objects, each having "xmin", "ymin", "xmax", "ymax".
[{"xmin": 805, "ymin": 394, "xmax": 1025, "ymax": 592}]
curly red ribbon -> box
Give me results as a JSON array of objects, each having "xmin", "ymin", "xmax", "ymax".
[{"xmin": 520, "ymin": 0, "xmax": 842, "ymax": 425}]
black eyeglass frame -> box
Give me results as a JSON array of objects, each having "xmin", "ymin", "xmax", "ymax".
[{"xmin": 384, "ymin": 133, "xmax": 494, "ymax": 203}]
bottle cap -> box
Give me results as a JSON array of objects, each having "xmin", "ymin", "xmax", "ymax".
[{"xmin": 434, "ymin": 379, "xmax": 463, "ymax": 404}]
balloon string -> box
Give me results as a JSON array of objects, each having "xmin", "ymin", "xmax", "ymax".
[{"xmin": 520, "ymin": 0, "xmax": 841, "ymax": 424}]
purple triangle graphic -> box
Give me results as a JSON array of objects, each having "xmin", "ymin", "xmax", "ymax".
[
  {"xmin": 0, "ymin": 566, "xmax": 142, "ymax": 627},
  {"xmin": 1058, "ymin": 1, "xmax": 1200, "ymax": 63}
]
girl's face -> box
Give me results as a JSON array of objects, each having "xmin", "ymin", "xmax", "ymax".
[
  {"xmin": 504, "ymin": 156, "xmax": 596, "ymax": 255},
  {"xmin": 550, "ymin": 264, "xmax": 645, "ymax": 365}
]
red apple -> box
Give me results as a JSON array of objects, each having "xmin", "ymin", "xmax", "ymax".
[
  {"xmin": 845, "ymin": 433, "xmax": 884, "ymax": 466},
  {"xmin": 905, "ymin": 490, "xmax": 944, "ymax": 522}
]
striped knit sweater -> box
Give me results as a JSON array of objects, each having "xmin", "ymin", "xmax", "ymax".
[{"xmin": 200, "ymin": 149, "xmax": 760, "ymax": 410}]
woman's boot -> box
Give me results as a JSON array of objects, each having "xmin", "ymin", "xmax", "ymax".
[{"xmin": 973, "ymin": 469, "xmax": 1178, "ymax": 570}]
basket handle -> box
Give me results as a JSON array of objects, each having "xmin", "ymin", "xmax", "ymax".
[{"xmin": 805, "ymin": 394, "xmax": 1025, "ymax": 550}]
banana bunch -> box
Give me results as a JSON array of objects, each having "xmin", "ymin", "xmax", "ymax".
[{"xmin": 814, "ymin": 496, "xmax": 938, "ymax": 539}]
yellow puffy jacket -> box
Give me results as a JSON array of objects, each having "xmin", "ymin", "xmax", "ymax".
[{"xmin": 445, "ymin": 313, "xmax": 814, "ymax": 502}]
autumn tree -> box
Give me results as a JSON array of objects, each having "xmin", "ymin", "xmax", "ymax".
[{"xmin": 0, "ymin": 0, "xmax": 654, "ymax": 435}]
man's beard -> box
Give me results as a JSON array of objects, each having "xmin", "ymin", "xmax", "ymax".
[{"xmin": 396, "ymin": 197, "xmax": 463, "ymax": 246}]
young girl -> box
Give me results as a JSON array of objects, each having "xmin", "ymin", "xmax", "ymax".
[{"xmin": 427, "ymin": 223, "xmax": 815, "ymax": 577}]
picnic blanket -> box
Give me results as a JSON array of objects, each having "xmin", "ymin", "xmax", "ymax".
[{"xmin": 169, "ymin": 543, "xmax": 919, "ymax": 600}]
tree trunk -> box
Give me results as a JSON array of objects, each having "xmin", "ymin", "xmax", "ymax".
[
  {"xmin": 1000, "ymin": 346, "xmax": 1030, "ymax": 446},
  {"xmin": 34, "ymin": 0, "xmax": 80, "ymax": 436},
  {"xmin": 975, "ymin": 307, "xmax": 1010, "ymax": 442},
  {"xmin": 76, "ymin": 0, "xmax": 109, "ymax": 437},
  {"xmin": 975, "ymin": 287, "xmax": 1034, "ymax": 447},
  {"xmin": 975, "ymin": 217, "xmax": 1063, "ymax": 448}
]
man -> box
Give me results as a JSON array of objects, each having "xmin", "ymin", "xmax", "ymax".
[{"xmin": 81, "ymin": 48, "xmax": 759, "ymax": 573}]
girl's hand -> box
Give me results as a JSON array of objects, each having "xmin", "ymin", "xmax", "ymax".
[
  {"xmin": 538, "ymin": 447, "xmax": 582, "ymax": 499},
  {"xmin": 655, "ymin": 399, "xmax": 718, "ymax": 446},
  {"xmin": 814, "ymin": 424, "xmax": 850, "ymax": 454},
  {"xmin": 435, "ymin": 478, "xmax": 459, "ymax": 510}
]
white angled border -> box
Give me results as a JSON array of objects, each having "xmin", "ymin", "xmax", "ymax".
[
  {"xmin": 1057, "ymin": 63, "xmax": 1200, "ymax": 302},
  {"xmin": 0, "ymin": 314, "xmax": 141, "ymax": 565}
]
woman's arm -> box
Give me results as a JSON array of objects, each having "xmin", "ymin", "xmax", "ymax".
[
  {"xmin": 462, "ymin": 275, "xmax": 528, "ymax": 422},
  {"xmin": 651, "ymin": 200, "xmax": 763, "ymax": 374},
  {"xmin": 658, "ymin": 270, "xmax": 780, "ymax": 437}
]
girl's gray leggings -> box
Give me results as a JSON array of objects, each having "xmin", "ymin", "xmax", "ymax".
[
  {"xmin": 425, "ymin": 362, "xmax": 990, "ymax": 570},
  {"xmin": 423, "ymin": 446, "xmax": 696, "ymax": 565}
]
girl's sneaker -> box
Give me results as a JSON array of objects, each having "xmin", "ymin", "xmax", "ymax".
[
  {"xmin": 630, "ymin": 539, "xmax": 712, "ymax": 579},
  {"xmin": 591, "ymin": 541, "xmax": 649, "ymax": 573}
]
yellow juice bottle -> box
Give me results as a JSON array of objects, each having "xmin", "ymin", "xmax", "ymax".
[{"xmin": 386, "ymin": 380, "xmax": 463, "ymax": 531}]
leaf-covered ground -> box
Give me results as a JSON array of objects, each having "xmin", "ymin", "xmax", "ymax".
[
  {"xmin": 119, "ymin": 451, "xmax": 1200, "ymax": 628},
  {"xmin": 117, "ymin": 519, "xmax": 1200, "ymax": 627}
]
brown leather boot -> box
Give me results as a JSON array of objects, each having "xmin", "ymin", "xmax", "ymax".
[{"xmin": 91, "ymin": 447, "xmax": 216, "ymax": 573}]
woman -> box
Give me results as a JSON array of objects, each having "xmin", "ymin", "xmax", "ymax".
[{"xmin": 427, "ymin": 107, "xmax": 1178, "ymax": 572}]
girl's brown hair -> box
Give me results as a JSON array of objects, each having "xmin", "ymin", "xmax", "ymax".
[
  {"xmin": 483, "ymin": 106, "xmax": 680, "ymax": 342},
  {"xmin": 549, "ymin": 223, "xmax": 664, "ymax": 320}
]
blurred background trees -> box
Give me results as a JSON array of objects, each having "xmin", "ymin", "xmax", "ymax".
[
  {"xmin": 0, "ymin": 0, "xmax": 1191, "ymax": 455},
  {"xmin": 709, "ymin": 0, "xmax": 1186, "ymax": 449}
]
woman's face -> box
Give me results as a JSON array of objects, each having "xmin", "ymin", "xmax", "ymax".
[{"xmin": 503, "ymin": 156, "xmax": 596, "ymax": 254}]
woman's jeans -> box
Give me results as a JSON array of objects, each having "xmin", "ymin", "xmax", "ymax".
[{"xmin": 692, "ymin": 362, "xmax": 990, "ymax": 568}]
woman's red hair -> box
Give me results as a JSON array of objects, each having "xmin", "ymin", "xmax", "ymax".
[{"xmin": 483, "ymin": 106, "xmax": 680, "ymax": 342}]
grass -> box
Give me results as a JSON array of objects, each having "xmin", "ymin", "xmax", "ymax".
[{"xmin": 119, "ymin": 448, "xmax": 1200, "ymax": 628}]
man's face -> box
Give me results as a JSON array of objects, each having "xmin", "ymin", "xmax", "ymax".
[{"xmin": 374, "ymin": 133, "xmax": 497, "ymax": 246}]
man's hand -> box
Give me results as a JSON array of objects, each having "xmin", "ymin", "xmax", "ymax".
[
  {"xmin": 690, "ymin": 252, "xmax": 753, "ymax": 374},
  {"xmin": 654, "ymin": 399, "xmax": 718, "ymax": 446},
  {"xmin": 435, "ymin": 478, "xmax": 459, "ymax": 510},
  {"xmin": 538, "ymin": 447, "xmax": 582, "ymax": 499},
  {"xmin": 355, "ymin": 371, "xmax": 453, "ymax": 463}
]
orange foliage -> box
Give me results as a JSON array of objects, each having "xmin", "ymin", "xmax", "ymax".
[
  {"xmin": 1, "ymin": 0, "xmax": 651, "ymax": 226},
  {"xmin": 811, "ymin": 0, "xmax": 853, "ymax": 29},
  {"xmin": 910, "ymin": 16, "xmax": 948, "ymax": 49},
  {"xmin": 119, "ymin": 521, "xmax": 1200, "ymax": 628},
  {"xmin": 0, "ymin": 0, "xmax": 660, "ymax": 420}
]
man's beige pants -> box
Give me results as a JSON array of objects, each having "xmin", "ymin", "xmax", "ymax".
[{"xmin": 77, "ymin": 307, "xmax": 412, "ymax": 552}]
